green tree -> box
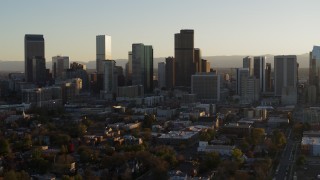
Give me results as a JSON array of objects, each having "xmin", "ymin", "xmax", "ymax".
[
  {"xmin": 252, "ymin": 128, "xmax": 265, "ymax": 145},
  {"xmin": 200, "ymin": 152, "xmax": 221, "ymax": 172},
  {"xmin": 0, "ymin": 138, "xmax": 10, "ymax": 156},
  {"xmin": 272, "ymin": 129, "xmax": 286, "ymax": 148},
  {"xmin": 143, "ymin": 114, "xmax": 156, "ymax": 129},
  {"xmin": 296, "ymin": 155, "xmax": 306, "ymax": 166},
  {"xmin": 231, "ymin": 148, "xmax": 243, "ymax": 163}
]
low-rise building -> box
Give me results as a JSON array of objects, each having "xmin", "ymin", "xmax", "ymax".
[
  {"xmin": 157, "ymin": 131, "xmax": 199, "ymax": 147},
  {"xmin": 197, "ymin": 141, "xmax": 234, "ymax": 156}
]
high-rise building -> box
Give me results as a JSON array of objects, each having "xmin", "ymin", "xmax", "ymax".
[
  {"xmin": 253, "ymin": 56, "xmax": 266, "ymax": 92},
  {"xmin": 103, "ymin": 60, "xmax": 117, "ymax": 94},
  {"xmin": 274, "ymin": 55, "xmax": 297, "ymax": 96},
  {"xmin": 125, "ymin": 51, "xmax": 133, "ymax": 85},
  {"xmin": 191, "ymin": 73, "xmax": 220, "ymax": 102},
  {"xmin": 201, "ymin": 59, "xmax": 210, "ymax": 73},
  {"xmin": 309, "ymin": 46, "xmax": 320, "ymax": 86},
  {"xmin": 236, "ymin": 68, "xmax": 249, "ymax": 95},
  {"xmin": 165, "ymin": 57, "xmax": 175, "ymax": 89},
  {"xmin": 132, "ymin": 43, "xmax": 153, "ymax": 93},
  {"xmin": 241, "ymin": 76, "xmax": 260, "ymax": 103},
  {"xmin": 52, "ymin": 56, "xmax": 69, "ymax": 79},
  {"xmin": 265, "ymin": 63, "xmax": 272, "ymax": 92},
  {"xmin": 175, "ymin": 29, "xmax": 195, "ymax": 87},
  {"xmin": 194, "ymin": 48, "xmax": 202, "ymax": 73},
  {"xmin": 66, "ymin": 62, "xmax": 89, "ymax": 91},
  {"xmin": 243, "ymin": 56, "xmax": 253, "ymax": 76},
  {"xmin": 158, "ymin": 62, "xmax": 166, "ymax": 89},
  {"xmin": 25, "ymin": 34, "xmax": 45, "ymax": 82},
  {"xmin": 32, "ymin": 56, "xmax": 46, "ymax": 85},
  {"xmin": 96, "ymin": 35, "xmax": 112, "ymax": 74}
]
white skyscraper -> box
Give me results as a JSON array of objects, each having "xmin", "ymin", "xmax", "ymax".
[{"xmin": 96, "ymin": 35, "xmax": 112, "ymax": 74}]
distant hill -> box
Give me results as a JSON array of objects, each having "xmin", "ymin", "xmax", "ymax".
[{"xmin": 0, "ymin": 54, "xmax": 309, "ymax": 72}]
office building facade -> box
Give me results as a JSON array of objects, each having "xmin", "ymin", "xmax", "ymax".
[
  {"xmin": 191, "ymin": 73, "xmax": 220, "ymax": 102},
  {"xmin": 25, "ymin": 34, "xmax": 45, "ymax": 83},
  {"xmin": 96, "ymin": 35, "xmax": 112, "ymax": 74},
  {"xmin": 175, "ymin": 29, "xmax": 195, "ymax": 87},
  {"xmin": 243, "ymin": 56, "xmax": 253, "ymax": 76},
  {"xmin": 253, "ymin": 56, "xmax": 266, "ymax": 92},
  {"xmin": 165, "ymin": 57, "xmax": 175, "ymax": 89},
  {"xmin": 158, "ymin": 62, "xmax": 166, "ymax": 89},
  {"xmin": 52, "ymin": 56, "xmax": 69, "ymax": 79},
  {"xmin": 274, "ymin": 55, "xmax": 297, "ymax": 97},
  {"xmin": 132, "ymin": 43, "xmax": 153, "ymax": 93}
]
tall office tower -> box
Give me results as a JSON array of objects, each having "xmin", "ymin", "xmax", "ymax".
[
  {"xmin": 191, "ymin": 73, "xmax": 220, "ymax": 102},
  {"xmin": 52, "ymin": 56, "xmax": 69, "ymax": 79},
  {"xmin": 201, "ymin": 59, "xmax": 210, "ymax": 73},
  {"xmin": 309, "ymin": 46, "xmax": 320, "ymax": 86},
  {"xmin": 236, "ymin": 68, "xmax": 249, "ymax": 95},
  {"xmin": 274, "ymin": 55, "xmax": 297, "ymax": 96},
  {"xmin": 132, "ymin": 43, "xmax": 153, "ymax": 93},
  {"xmin": 194, "ymin": 48, "xmax": 202, "ymax": 72},
  {"xmin": 103, "ymin": 60, "xmax": 117, "ymax": 94},
  {"xmin": 115, "ymin": 66, "xmax": 125, "ymax": 87},
  {"xmin": 175, "ymin": 29, "xmax": 195, "ymax": 87},
  {"xmin": 66, "ymin": 62, "xmax": 89, "ymax": 91},
  {"xmin": 96, "ymin": 35, "xmax": 112, "ymax": 74},
  {"xmin": 32, "ymin": 56, "xmax": 46, "ymax": 84},
  {"xmin": 25, "ymin": 34, "xmax": 45, "ymax": 82},
  {"xmin": 165, "ymin": 57, "xmax": 175, "ymax": 89},
  {"xmin": 253, "ymin": 56, "xmax": 266, "ymax": 92},
  {"xmin": 243, "ymin": 56, "xmax": 253, "ymax": 76},
  {"xmin": 241, "ymin": 76, "xmax": 260, "ymax": 103},
  {"xmin": 158, "ymin": 62, "xmax": 166, "ymax": 89},
  {"xmin": 265, "ymin": 63, "xmax": 272, "ymax": 92},
  {"xmin": 125, "ymin": 51, "xmax": 133, "ymax": 85}
]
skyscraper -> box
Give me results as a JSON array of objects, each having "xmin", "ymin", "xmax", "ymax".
[
  {"xmin": 125, "ymin": 51, "xmax": 133, "ymax": 85},
  {"xmin": 274, "ymin": 55, "xmax": 297, "ymax": 96},
  {"xmin": 201, "ymin": 59, "xmax": 210, "ymax": 73},
  {"xmin": 32, "ymin": 56, "xmax": 46, "ymax": 84},
  {"xmin": 243, "ymin": 56, "xmax": 253, "ymax": 76},
  {"xmin": 253, "ymin": 56, "xmax": 266, "ymax": 92},
  {"xmin": 236, "ymin": 68, "xmax": 249, "ymax": 95},
  {"xmin": 96, "ymin": 35, "xmax": 112, "ymax": 74},
  {"xmin": 103, "ymin": 60, "xmax": 117, "ymax": 94},
  {"xmin": 175, "ymin": 29, "xmax": 195, "ymax": 87},
  {"xmin": 265, "ymin": 63, "xmax": 272, "ymax": 92},
  {"xmin": 25, "ymin": 34, "xmax": 45, "ymax": 82},
  {"xmin": 309, "ymin": 46, "xmax": 320, "ymax": 86},
  {"xmin": 52, "ymin": 56, "xmax": 69, "ymax": 79},
  {"xmin": 132, "ymin": 43, "xmax": 153, "ymax": 93},
  {"xmin": 194, "ymin": 48, "xmax": 202, "ymax": 72},
  {"xmin": 165, "ymin": 57, "xmax": 175, "ymax": 89},
  {"xmin": 191, "ymin": 73, "xmax": 220, "ymax": 102},
  {"xmin": 158, "ymin": 62, "xmax": 166, "ymax": 89}
]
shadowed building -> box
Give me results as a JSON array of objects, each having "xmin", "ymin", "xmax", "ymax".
[
  {"xmin": 165, "ymin": 57, "xmax": 175, "ymax": 89},
  {"xmin": 253, "ymin": 56, "xmax": 266, "ymax": 92},
  {"xmin": 175, "ymin": 29, "xmax": 195, "ymax": 87},
  {"xmin": 25, "ymin": 34, "xmax": 45, "ymax": 83},
  {"xmin": 132, "ymin": 43, "xmax": 153, "ymax": 93}
]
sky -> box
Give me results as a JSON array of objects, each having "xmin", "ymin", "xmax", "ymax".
[{"xmin": 1, "ymin": 0, "xmax": 320, "ymax": 61}]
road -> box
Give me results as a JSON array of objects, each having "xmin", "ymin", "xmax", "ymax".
[{"xmin": 275, "ymin": 129, "xmax": 298, "ymax": 180}]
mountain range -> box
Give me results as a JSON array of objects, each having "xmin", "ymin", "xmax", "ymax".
[{"xmin": 0, "ymin": 53, "xmax": 309, "ymax": 72}]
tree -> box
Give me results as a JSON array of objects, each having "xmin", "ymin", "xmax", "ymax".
[
  {"xmin": 200, "ymin": 152, "xmax": 221, "ymax": 172},
  {"xmin": 143, "ymin": 114, "xmax": 156, "ymax": 129},
  {"xmin": 272, "ymin": 129, "xmax": 286, "ymax": 148},
  {"xmin": 296, "ymin": 155, "xmax": 306, "ymax": 166},
  {"xmin": 252, "ymin": 128, "xmax": 265, "ymax": 145},
  {"xmin": 0, "ymin": 138, "xmax": 10, "ymax": 156},
  {"xmin": 231, "ymin": 148, "xmax": 243, "ymax": 163}
]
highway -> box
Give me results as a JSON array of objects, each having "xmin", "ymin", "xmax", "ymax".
[{"xmin": 275, "ymin": 129, "xmax": 298, "ymax": 180}]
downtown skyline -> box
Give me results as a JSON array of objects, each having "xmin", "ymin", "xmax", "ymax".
[{"xmin": 1, "ymin": 0, "xmax": 320, "ymax": 62}]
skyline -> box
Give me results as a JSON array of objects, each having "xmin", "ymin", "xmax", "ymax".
[{"xmin": 1, "ymin": 1, "xmax": 320, "ymax": 61}]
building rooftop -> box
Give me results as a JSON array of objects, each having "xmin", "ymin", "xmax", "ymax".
[{"xmin": 158, "ymin": 131, "xmax": 198, "ymax": 139}]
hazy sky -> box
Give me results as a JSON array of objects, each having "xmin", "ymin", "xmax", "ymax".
[{"xmin": 1, "ymin": 0, "xmax": 320, "ymax": 61}]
